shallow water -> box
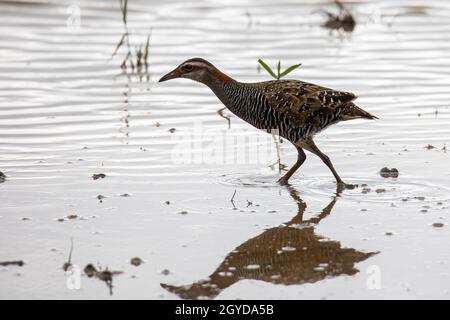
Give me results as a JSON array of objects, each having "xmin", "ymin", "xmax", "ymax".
[{"xmin": 0, "ymin": 0, "xmax": 449, "ymax": 299}]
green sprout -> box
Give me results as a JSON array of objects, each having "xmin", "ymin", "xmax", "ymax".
[
  {"xmin": 258, "ymin": 59, "xmax": 302, "ymax": 80},
  {"xmin": 120, "ymin": 0, "xmax": 128, "ymax": 26},
  {"xmin": 111, "ymin": 0, "xmax": 152, "ymax": 76}
]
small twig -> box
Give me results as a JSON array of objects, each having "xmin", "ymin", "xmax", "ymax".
[
  {"xmin": 230, "ymin": 189, "xmax": 237, "ymax": 202},
  {"xmin": 62, "ymin": 238, "xmax": 74, "ymax": 271},
  {"xmin": 0, "ymin": 260, "xmax": 24, "ymax": 267},
  {"xmin": 230, "ymin": 189, "xmax": 237, "ymax": 209}
]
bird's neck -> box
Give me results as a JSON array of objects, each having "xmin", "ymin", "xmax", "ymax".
[{"xmin": 202, "ymin": 71, "xmax": 248, "ymax": 113}]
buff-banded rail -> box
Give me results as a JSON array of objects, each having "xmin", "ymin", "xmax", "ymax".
[{"xmin": 159, "ymin": 58, "xmax": 377, "ymax": 188}]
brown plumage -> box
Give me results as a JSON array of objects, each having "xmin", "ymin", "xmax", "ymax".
[
  {"xmin": 262, "ymin": 80, "xmax": 376, "ymax": 133},
  {"xmin": 159, "ymin": 58, "xmax": 377, "ymax": 187}
]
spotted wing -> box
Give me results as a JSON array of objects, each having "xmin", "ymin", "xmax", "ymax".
[{"xmin": 263, "ymin": 80, "xmax": 357, "ymax": 127}]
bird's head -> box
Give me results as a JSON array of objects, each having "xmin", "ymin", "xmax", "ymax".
[{"xmin": 159, "ymin": 58, "xmax": 229, "ymax": 84}]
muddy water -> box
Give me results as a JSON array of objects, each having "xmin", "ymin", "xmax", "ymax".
[{"xmin": 0, "ymin": 0, "xmax": 449, "ymax": 299}]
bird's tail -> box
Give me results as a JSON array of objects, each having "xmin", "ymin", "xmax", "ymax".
[{"xmin": 343, "ymin": 104, "xmax": 378, "ymax": 120}]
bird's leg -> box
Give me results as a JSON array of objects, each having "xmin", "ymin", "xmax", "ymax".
[
  {"xmin": 277, "ymin": 147, "xmax": 306, "ymax": 186},
  {"xmin": 303, "ymin": 139, "xmax": 354, "ymax": 189}
]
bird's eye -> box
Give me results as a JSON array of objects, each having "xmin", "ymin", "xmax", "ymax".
[{"xmin": 183, "ymin": 64, "xmax": 193, "ymax": 72}]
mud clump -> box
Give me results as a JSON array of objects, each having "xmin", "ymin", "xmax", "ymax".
[
  {"xmin": 0, "ymin": 260, "xmax": 24, "ymax": 267},
  {"xmin": 380, "ymin": 167, "xmax": 399, "ymax": 178},
  {"xmin": 0, "ymin": 171, "xmax": 5, "ymax": 183},
  {"xmin": 57, "ymin": 214, "xmax": 80, "ymax": 222},
  {"xmin": 432, "ymin": 222, "xmax": 444, "ymax": 228},
  {"xmin": 92, "ymin": 173, "xmax": 106, "ymax": 180},
  {"xmin": 84, "ymin": 264, "xmax": 97, "ymax": 277},
  {"xmin": 161, "ymin": 269, "xmax": 171, "ymax": 276},
  {"xmin": 130, "ymin": 257, "xmax": 143, "ymax": 266},
  {"xmin": 361, "ymin": 187, "xmax": 371, "ymax": 194}
]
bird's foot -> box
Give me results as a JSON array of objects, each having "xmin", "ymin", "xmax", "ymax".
[
  {"xmin": 337, "ymin": 181, "xmax": 357, "ymax": 191},
  {"xmin": 277, "ymin": 177, "xmax": 290, "ymax": 186}
]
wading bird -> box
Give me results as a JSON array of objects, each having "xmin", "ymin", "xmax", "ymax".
[{"xmin": 159, "ymin": 58, "xmax": 377, "ymax": 187}]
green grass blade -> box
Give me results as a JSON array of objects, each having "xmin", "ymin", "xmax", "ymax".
[
  {"xmin": 277, "ymin": 60, "xmax": 281, "ymax": 79},
  {"xmin": 258, "ymin": 59, "xmax": 277, "ymax": 79},
  {"xmin": 120, "ymin": 0, "xmax": 128, "ymax": 26},
  {"xmin": 279, "ymin": 63, "xmax": 302, "ymax": 78},
  {"xmin": 144, "ymin": 30, "xmax": 152, "ymax": 64},
  {"xmin": 111, "ymin": 32, "xmax": 128, "ymax": 58}
]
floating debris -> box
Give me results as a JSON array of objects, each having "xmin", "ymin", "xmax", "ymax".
[
  {"xmin": 165, "ymin": 201, "xmax": 170, "ymax": 205},
  {"xmin": 62, "ymin": 238, "xmax": 74, "ymax": 272},
  {"xmin": 318, "ymin": 0, "xmax": 356, "ymax": 33},
  {"xmin": 84, "ymin": 264, "xmax": 97, "ymax": 277},
  {"xmin": 161, "ymin": 269, "xmax": 171, "ymax": 276},
  {"xmin": 83, "ymin": 263, "xmax": 123, "ymax": 295},
  {"xmin": 0, "ymin": 260, "xmax": 24, "ymax": 267},
  {"xmin": 0, "ymin": 171, "xmax": 5, "ymax": 183},
  {"xmin": 361, "ymin": 187, "xmax": 371, "ymax": 194},
  {"xmin": 130, "ymin": 257, "xmax": 143, "ymax": 266},
  {"xmin": 58, "ymin": 214, "xmax": 84, "ymax": 222},
  {"xmin": 432, "ymin": 223, "xmax": 444, "ymax": 228},
  {"xmin": 168, "ymin": 128, "xmax": 176, "ymax": 133},
  {"xmin": 120, "ymin": 193, "xmax": 131, "ymax": 197},
  {"xmin": 178, "ymin": 211, "xmax": 188, "ymax": 215},
  {"xmin": 380, "ymin": 167, "xmax": 399, "ymax": 178},
  {"xmin": 425, "ymin": 144, "xmax": 436, "ymax": 150},
  {"xmin": 97, "ymin": 195, "xmax": 106, "ymax": 203},
  {"xmin": 92, "ymin": 173, "xmax": 106, "ymax": 180}
]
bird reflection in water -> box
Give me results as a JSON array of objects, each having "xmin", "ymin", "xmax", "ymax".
[{"xmin": 161, "ymin": 185, "xmax": 377, "ymax": 299}]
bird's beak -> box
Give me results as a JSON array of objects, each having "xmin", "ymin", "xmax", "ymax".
[{"xmin": 159, "ymin": 69, "xmax": 181, "ymax": 82}]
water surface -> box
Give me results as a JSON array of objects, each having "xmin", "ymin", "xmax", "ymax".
[{"xmin": 0, "ymin": 0, "xmax": 449, "ymax": 299}]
